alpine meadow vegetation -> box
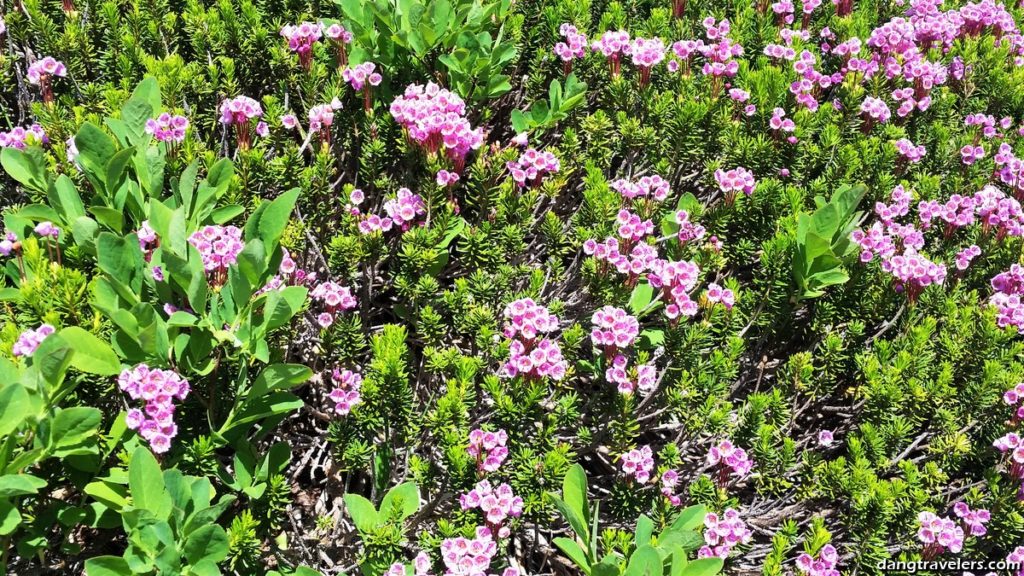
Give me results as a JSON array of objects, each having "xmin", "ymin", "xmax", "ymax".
[{"xmin": 3, "ymin": 0, "xmax": 1024, "ymax": 573}]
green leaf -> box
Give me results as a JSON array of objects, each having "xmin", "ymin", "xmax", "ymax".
[
  {"xmin": 248, "ymin": 364, "xmax": 312, "ymax": 399},
  {"xmin": 53, "ymin": 175, "xmax": 87, "ymax": 221},
  {"xmin": 0, "ymin": 500, "xmax": 22, "ymax": 535},
  {"xmin": 511, "ymin": 109, "xmax": 531, "ymax": 133},
  {"xmin": 379, "ymin": 482, "xmax": 419, "ymax": 521},
  {"xmin": 128, "ymin": 76, "xmax": 162, "ymax": 118},
  {"xmin": 211, "ymin": 204, "xmax": 245, "ymax": 224},
  {"xmin": 679, "ymin": 558, "xmax": 723, "ymax": 576},
  {"xmin": 75, "ymin": 123, "xmax": 118, "ymax": 184},
  {"xmin": 670, "ymin": 505, "xmax": 706, "ymax": 532},
  {"xmin": 84, "ymin": 480, "xmax": 130, "ymax": 511},
  {"xmin": 33, "ymin": 333, "xmax": 74, "ymax": 386},
  {"xmin": 0, "ymin": 474, "xmax": 46, "ymax": 498},
  {"xmin": 85, "ymin": 556, "xmax": 132, "ymax": 576},
  {"xmin": 58, "ymin": 327, "xmax": 121, "ymax": 375},
  {"xmin": 592, "ymin": 558, "xmax": 620, "ymax": 576},
  {"xmin": 563, "ymin": 464, "xmax": 589, "ymax": 528},
  {"xmin": 635, "ymin": 515, "xmax": 654, "ymax": 546},
  {"xmin": 105, "ymin": 148, "xmax": 136, "ymax": 190},
  {"xmin": 669, "ymin": 547, "xmax": 688, "ymax": 576},
  {"xmin": 553, "ymin": 537, "xmax": 591, "ymax": 574},
  {"xmin": 96, "ymin": 232, "xmax": 144, "ymax": 295},
  {"xmin": 48, "ymin": 407, "xmax": 102, "ymax": 456},
  {"xmin": 1, "ymin": 147, "xmax": 48, "ymax": 193},
  {"xmin": 624, "ymin": 545, "xmax": 662, "ymax": 576},
  {"xmin": 262, "ymin": 286, "xmax": 308, "ymax": 331},
  {"xmin": 638, "ymin": 329, "xmax": 664, "ymax": 349},
  {"xmin": 183, "ymin": 524, "xmax": 229, "ymax": 565},
  {"xmin": 129, "ymin": 447, "xmax": 172, "ymax": 519},
  {"xmin": 244, "ymin": 188, "xmax": 300, "ymax": 249},
  {"xmin": 549, "ymin": 494, "xmax": 588, "ymax": 546},
  {"xmin": 629, "ymin": 281, "xmax": 655, "ymax": 315},
  {"xmin": 89, "ymin": 207, "xmax": 125, "ymax": 233},
  {"xmin": 343, "ymin": 493, "xmax": 379, "ymax": 533},
  {"xmin": 0, "ymin": 383, "xmax": 31, "ymax": 437}
]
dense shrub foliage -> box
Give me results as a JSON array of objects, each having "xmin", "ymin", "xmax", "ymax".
[{"xmin": 3, "ymin": 0, "xmax": 1024, "ymax": 573}]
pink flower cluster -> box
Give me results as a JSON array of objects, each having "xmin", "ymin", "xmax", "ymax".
[
  {"xmin": 507, "ymin": 148, "xmax": 560, "ymax": 188},
  {"xmin": 188, "ymin": 225, "xmax": 244, "ymax": 278},
  {"xmin": 467, "ymin": 428, "xmax": 509, "ymax": 473},
  {"xmin": 629, "ymin": 37, "xmax": 666, "ymax": 86},
  {"xmin": 500, "ymin": 297, "xmax": 568, "ymax": 382},
  {"xmin": 384, "ymin": 188, "xmax": 426, "ymax": 230},
  {"xmin": 620, "ymin": 445, "xmax": 654, "ymax": 483},
  {"xmin": 974, "ymin": 186, "xmax": 1024, "ymax": 239},
  {"xmin": 648, "ymin": 258, "xmax": 701, "ymax": 319},
  {"xmin": 27, "ymin": 56, "xmax": 67, "ymax": 85},
  {"xmin": 591, "ymin": 306, "xmax": 639, "ymax": 354},
  {"xmin": 281, "ymin": 22, "xmax": 321, "ymax": 69},
  {"xmin": 219, "ymin": 95, "xmax": 263, "ymax": 125},
  {"xmin": 145, "ymin": 113, "xmax": 188, "ymax": 143},
  {"xmin": 991, "ymin": 265, "xmax": 1024, "ymax": 333},
  {"xmin": 770, "ymin": 108, "xmax": 796, "ymax": 134},
  {"xmin": 321, "ymin": 22, "xmax": 352, "ymax": 43},
  {"xmin": 554, "ymin": 24, "xmax": 587, "ymax": 67},
  {"xmin": 439, "ymin": 527, "xmax": 512, "ymax": 576},
  {"xmin": 605, "ymin": 354, "xmax": 657, "ymax": 395},
  {"xmin": 714, "ymin": 167, "xmax": 756, "ymax": 203},
  {"xmin": 794, "ymin": 545, "xmax": 839, "ymax": 576},
  {"xmin": 258, "ymin": 248, "xmax": 317, "ymax": 294},
  {"xmin": 704, "ymin": 282, "xmax": 735, "ymax": 310},
  {"xmin": 852, "ymin": 186, "xmax": 952, "ymax": 301},
  {"xmin": 952, "ymin": 502, "xmax": 990, "ymax": 536},
  {"xmin": 119, "ymin": 364, "xmax": 190, "ymax": 454},
  {"xmin": 502, "ymin": 297, "xmax": 559, "ymax": 340},
  {"xmin": 696, "ymin": 18, "xmax": 744, "ymax": 84},
  {"xmin": 219, "ymin": 95, "xmax": 264, "ymax": 149},
  {"xmin": 660, "ymin": 469, "xmax": 681, "ymax": 505},
  {"xmin": 955, "ymin": 245, "xmax": 981, "ymax": 270},
  {"xmin": 614, "ymin": 209, "xmax": 654, "ymax": 244},
  {"xmin": 308, "ymin": 102, "xmax": 338, "ymax": 132},
  {"xmin": 895, "ymin": 138, "xmax": 926, "ymax": 163},
  {"xmin": 505, "ymin": 335, "xmax": 568, "ymax": 380},
  {"xmin": 610, "ymin": 175, "xmax": 670, "ymax": 203},
  {"xmin": 343, "ymin": 62, "xmax": 383, "ymax": 91},
  {"xmin": 310, "ymin": 281, "xmax": 357, "ymax": 328},
  {"xmin": 1008, "ymin": 547, "xmax": 1024, "ymax": 576},
  {"xmin": 707, "ymin": 440, "xmax": 753, "ymax": 484},
  {"xmin": 390, "ymin": 82, "xmax": 483, "ymax": 171},
  {"xmin": 1004, "ymin": 382, "xmax": 1024, "ymax": 422},
  {"xmin": 674, "ymin": 210, "xmax": 707, "ymax": 244},
  {"xmin": 34, "ymin": 221, "xmax": 60, "ymax": 239},
  {"xmin": 321, "ymin": 22, "xmax": 353, "ymax": 67},
  {"xmin": 0, "ymin": 124, "xmax": 47, "ymax": 149},
  {"xmin": 459, "ymin": 480, "xmax": 523, "ymax": 538},
  {"xmin": 697, "ymin": 509, "xmax": 752, "ymax": 559},
  {"xmin": 12, "ymin": 324, "xmax": 55, "ymax": 358},
  {"xmin": 437, "ymin": 170, "xmax": 460, "ymax": 187},
  {"xmin": 994, "ymin": 143, "xmax": 1024, "ymax": 194},
  {"xmin": 137, "ymin": 220, "xmax": 158, "ymax": 255},
  {"xmin": 0, "ymin": 231, "xmax": 17, "ymax": 257},
  {"xmin": 916, "ymin": 511, "xmax": 964, "ymax": 557},
  {"xmin": 884, "ymin": 249, "xmax": 947, "ymax": 298},
  {"xmin": 859, "ymin": 96, "xmax": 891, "ymax": 125},
  {"xmin": 993, "ymin": 431, "xmax": 1024, "ymax": 480},
  {"xmin": 328, "ymin": 368, "xmax": 362, "ymax": 415},
  {"xmin": 584, "ymin": 237, "xmax": 659, "ymax": 279},
  {"xmin": 961, "ymin": 144, "xmax": 985, "ymax": 165},
  {"xmin": 591, "ymin": 30, "xmax": 630, "ymax": 76}
]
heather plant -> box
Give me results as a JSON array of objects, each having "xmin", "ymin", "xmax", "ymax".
[{"xmin": 3, "ymin": 0, "xmax": 1024, "ymax": 574}]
